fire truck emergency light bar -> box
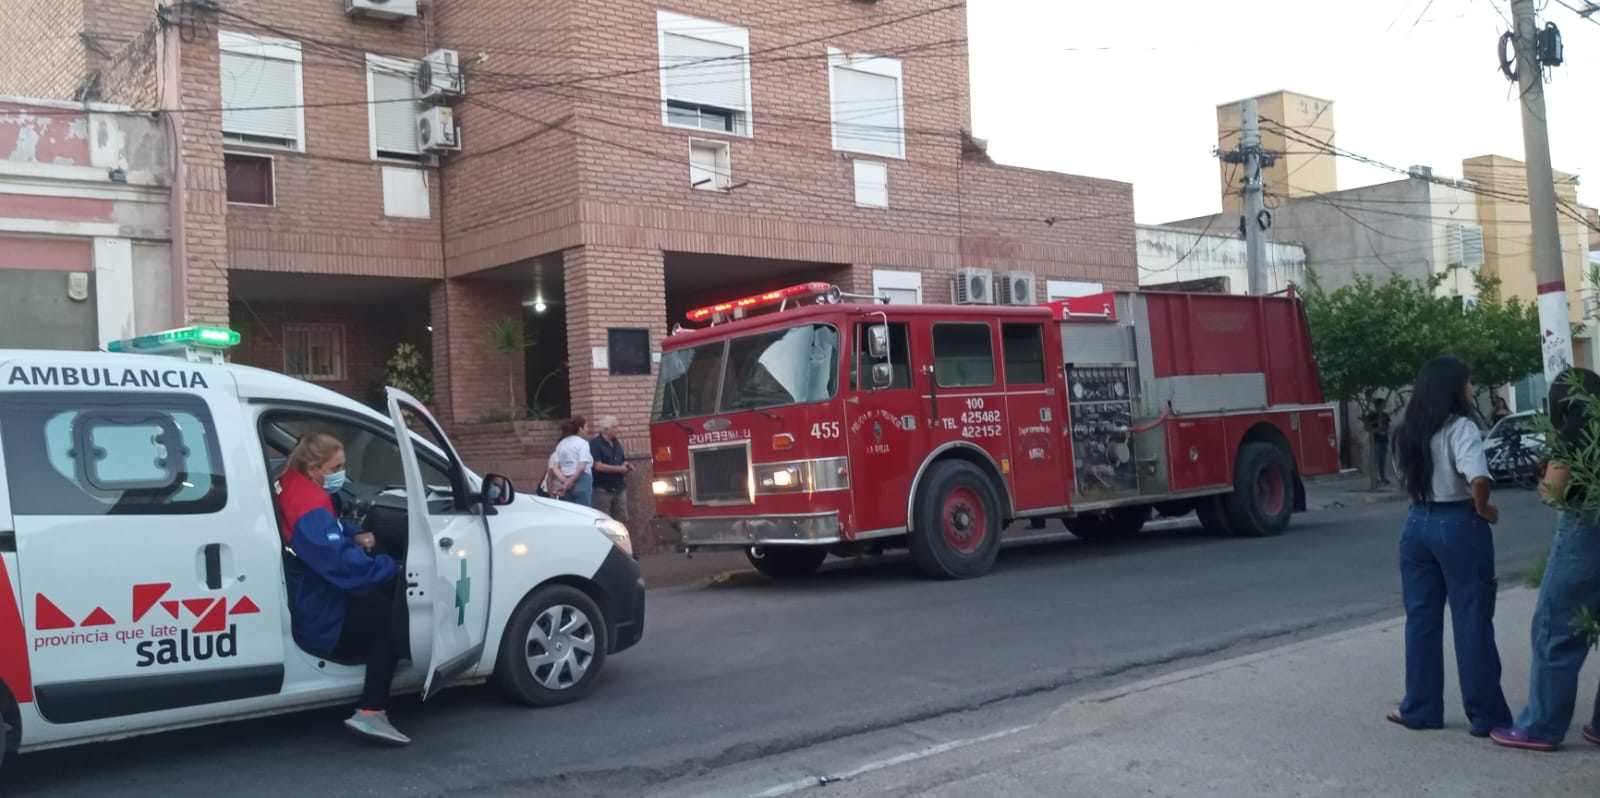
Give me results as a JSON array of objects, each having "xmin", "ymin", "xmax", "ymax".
[
  {"xmin": 685, "ymin": 282, "xmax": 836, "ymax": 323},
  {"xmin": 107, "ymin": 325, "xmax": 242, "ymax": 364}
]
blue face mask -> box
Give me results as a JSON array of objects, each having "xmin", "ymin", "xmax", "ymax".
[{"xmin": 322, "ymin": 470, "xmax": 347, "ymax": 494}]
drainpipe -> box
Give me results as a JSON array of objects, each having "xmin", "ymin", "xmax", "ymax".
[{"xmin": 157, "ymin": 4, "xmax": 189, "ymax": 327}]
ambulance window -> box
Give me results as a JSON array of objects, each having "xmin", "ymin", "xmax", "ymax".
[
  {"xmin": 1, "ymin": 392, "xmax": 226, "ymax": 515},
  {"xmin": 932, "ymin": 323, "xmax": 995, "ymax": 388},
  {"xmin": 1001, "ymin": 324, "xmax": 1047, "ymax": 386},
  {"xmin": 263, "ymin": 413, "xmax": 453, "ymax": 499}
]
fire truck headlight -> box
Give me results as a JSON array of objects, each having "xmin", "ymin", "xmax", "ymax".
[
  {"xmin": 652, "ymin": 473, "xmax": 687, "ymax": 497},
  {"xmin": 757, "ymin": 466, "xmax": 802, "ymax": 491}
]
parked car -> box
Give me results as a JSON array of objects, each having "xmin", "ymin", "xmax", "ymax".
[{"xmin": 1484, "ymin": 410, "xmax": 1544, "ymax": 485}]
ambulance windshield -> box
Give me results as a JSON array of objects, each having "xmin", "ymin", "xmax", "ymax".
[{"xmin": 653, "ymin": 323, "xmax": 839, "ymax": 422}]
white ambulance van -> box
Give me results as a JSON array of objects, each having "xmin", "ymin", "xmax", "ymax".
[{"xmin": 0, "ymin": 327, "xmax": 645, "ymax": 769}]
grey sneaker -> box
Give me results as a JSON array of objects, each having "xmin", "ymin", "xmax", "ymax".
[{"xmin": 344, "ymin": 710, "xmax": 411, "ymax": 746}]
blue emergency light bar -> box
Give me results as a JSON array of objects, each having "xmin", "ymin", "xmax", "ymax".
[{"xmin": 107, "ymin": 326, "xmax": 241, "ymax": 362}]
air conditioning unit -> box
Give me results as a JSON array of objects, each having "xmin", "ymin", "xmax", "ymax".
[
  {"xmin": 417, "ymin": 107, "xmax": 460, "ymax": 153},
  {"xmin": 1001, "ymin": 271, "xmax": 1036, "ymax": 305},
  {"xmin": 416, "ymin": 49, "xmax": 464, "ymax": 101},
  {"xmin": 345, "ymin": 0, "xmax": 418, "ymax": 21},
  {"xmin": 953, "ymin": 267, "xmax": 994, "ymax": 305}
]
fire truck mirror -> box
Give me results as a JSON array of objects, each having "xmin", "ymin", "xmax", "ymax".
[
  {"xmin": 867, "ymin": 325, "xmax": 890, "ymax": 359},
  {"xmin": 871, "ymin": 362, "xmax": 893, "ymax": 389}
]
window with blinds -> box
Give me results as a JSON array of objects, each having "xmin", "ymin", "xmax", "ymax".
[
  {"xmin": 219, "ymin": 32, "xmax": 303, "ymax": 150},
  {"xmin": 658, "ymin": 12, "xmax": 750, "ymax": 136},
  {"xmin": 829, "ymin": 51, "xmax": 904, "ymax": 159},
  {"xmin": 367, "ymin": 55, "xmax": 425, "ymax": 161}
]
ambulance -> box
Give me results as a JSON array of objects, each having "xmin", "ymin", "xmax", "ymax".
[{"xmin": 0, "ymin": 327, "xmax": 645, "ymax": 769}]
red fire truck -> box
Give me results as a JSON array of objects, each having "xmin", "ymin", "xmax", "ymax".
[{"xmin": 646, "ymin": 282, "xmax": 1340, "ymax": 580}]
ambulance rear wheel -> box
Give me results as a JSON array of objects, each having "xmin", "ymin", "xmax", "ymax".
[
  {"xmin": 745, "ymin": 546, "xmax": 827, "ymax": 579},
  {"xmin": 1063, "ymin": 505, "xmax": 1150, "ymax": 540},
  {"xmin": 1221, "ymin": 442, "xmax": 1295, "ymax": 537},
  {"xmin": 494, "ymin": 584, "xmax": 609, "ymax": 708},
  {"xmin": 909, "ymin": 460, "xmax": 1002, "ymax": 579}
]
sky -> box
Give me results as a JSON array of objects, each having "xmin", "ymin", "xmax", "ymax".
[{"xmin": 966, "ymin": 0, "xmax": 1600, "ymax": 224}]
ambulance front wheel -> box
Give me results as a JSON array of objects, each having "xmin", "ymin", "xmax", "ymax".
[
  {"xmin": 745, "ymin": 545, "xmax": 827, "ymax": 579},
  {"xmin": 909, "ymin": 460, "xmax": 1003, "ymax": 579},
  {"xmin": 494, "ymin": 584, "xmax": 609, "ymax": 708}
]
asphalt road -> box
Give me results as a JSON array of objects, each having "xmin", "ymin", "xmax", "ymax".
[{"xmin": 7, "ymin": 491, "xmax": 1556, "ymax": 797}]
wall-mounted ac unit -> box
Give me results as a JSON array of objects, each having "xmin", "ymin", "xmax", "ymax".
[
  {"xmin": 346, "ymin": 0, "xmax": 418, "ymax": 21},
  {"xmin": 1001, "ymin": 271, "xmax": 1036, "ymax": 305},
  {"xmin": 417, "ymin": 49, "xmax": 464, "ymax": 100},
  {"xmin": 953, "ymin": 267, "xmax": 994, "ymax": 305},
  {"xmin": 417, "ymin": 107, "xmax": 461, "ymax": 152}
]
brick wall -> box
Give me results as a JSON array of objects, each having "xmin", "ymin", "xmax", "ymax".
[
  {"xmin": 230, "ymin": 299, "xmax": 428, "ymax": 407},
  {"xmin": 96, "ymin": 23, "xmax": 161, "ymax": 109},
  {"xmin": 562, "ymin": 245, "xmax": 666, "ymax": 441},
  {"xmin": 430, "ymin": 278, "xmax": 528, "ymax": 425},
  {"xmin": 0, "ymin": 0, "xmax": 88, "ymax": 99}
]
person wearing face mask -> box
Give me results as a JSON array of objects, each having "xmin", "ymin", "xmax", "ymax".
[{"xmin": 274, "ymin": 432, "xmax": 409, "ymax": 746}]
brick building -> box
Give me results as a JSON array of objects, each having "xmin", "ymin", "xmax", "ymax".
[{"xmin": 3, "ymin": 0, "xmax": 1136, "ymax": 539}]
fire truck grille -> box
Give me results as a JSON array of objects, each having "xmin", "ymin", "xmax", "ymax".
[{"xmin": 691, "ymin": 445, "xmax": 751, "ymax": 505}]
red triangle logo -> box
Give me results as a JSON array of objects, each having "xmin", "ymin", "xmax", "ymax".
[
  {"xmin": 181, "ymin": 598, "xmax": 214, "ymax": 618},
  {"xmin": 194, "ymin": 600, "xmax": 228, "ymax": 634},
  {"xmin": 229, "ymin": 596, "xmax": 260, "ymax": 616},
  {"xmin": 160, "ymin": 600, "xmax": 180, "ymax": 619},
  {"xmin": 34, "ymin": 595, "xmax": 75, "ymax": 630},
  {"xmin": 80, "ymin": 607, "xmax": 116, "ymax": 627},
  {"xmin": 132, "ymin": 583, "xmax": 171, "ymax": 623}
]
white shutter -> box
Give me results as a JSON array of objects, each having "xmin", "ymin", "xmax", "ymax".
[
  {"xmin": 220, "ymin": 51, "xmax": 300, "ymax": 144},
  {"xmin": 1460, "ymin": 224, "xmax": 1485, "ymax": 268},
  {"xmin": 854, "ymin": 160, "xmax": 888, "ymax": 207},
  {"xmin": 832, "ymin": 65, "xmax": 901, "ymax": 157},
  {"xmin": 370, "ymin": 58, "xmax": 421, "ymax": 157},
  {"xmin": 661, "ymin": 33, "xmax": 747, "ymax": 111}
]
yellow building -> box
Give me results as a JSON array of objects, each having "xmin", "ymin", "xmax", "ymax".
[
  {"xmin": 1462, "ymin": 155, "xmax": 1594, "ymax": 373},
  {"xmin": 1216, "ymin": 90, "xmax": 1339, "ymax": 212}
]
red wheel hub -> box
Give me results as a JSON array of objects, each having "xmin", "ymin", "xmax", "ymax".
[
  {"xmin": 1257, "ymin": 466, "xmax": 1287, "ymax": 517},
  {"xmin": 941, "ymin": 487, "xmax": 987, "ymax": 554}
]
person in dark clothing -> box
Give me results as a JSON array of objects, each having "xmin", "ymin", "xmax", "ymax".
[
  {"xmin": 1366, "ymin": 399, "xmax": 1395, "ymax": 485},
  {"xmin": 275, "ymin": 432, "xmax": 410, "ymax": 746},
  {"xmin": 589, "ymin": 415, "xmax": 634, "ymax": 521},
  {"xmin": 1489, "ymin": 395, "xmax": 1513, "ymax": 426},
  {"xmin": 1490, "ymin": 368, "xmax": 1600, "ymax": 751}
]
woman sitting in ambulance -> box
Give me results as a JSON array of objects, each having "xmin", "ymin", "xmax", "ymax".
[{"xmin": 274, "ymin": 433, "xmax": 410, "ymax": 747}]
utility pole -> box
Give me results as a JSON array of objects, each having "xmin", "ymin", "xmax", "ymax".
[
  {"xmin": 1220, "ymin": 99, "xmax": 1272, "ymax": 296},
  {"xmin": 1509, "ymin": 0, "xmax": 1573, "ymax": 382}
]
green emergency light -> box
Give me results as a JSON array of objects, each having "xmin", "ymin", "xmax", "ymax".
[{"xmin": 107, "ymin": 326, "xmax": 241, "ymax": 363}]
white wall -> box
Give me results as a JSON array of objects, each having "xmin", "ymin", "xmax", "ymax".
[{"xmin": 1136, "ymin": 225, "xmax": 1307, "ymax": 295}]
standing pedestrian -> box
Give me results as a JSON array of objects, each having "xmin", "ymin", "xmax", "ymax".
[
  {"xmin": 589, "ymin": 415, "xmax": 634, "ymax": 522},
  {"xmin": 1387, "ymin": 356, "xmax": 1513, "ymax": 737},
  {"xmin": 1366, "ymin": 398, "xmax": 1395, "ymax": 486},
  {"xmin": 546, "ymin": 416, "xmax": 594, "ymax": 506},
  {"xmin": 1489, "ymin": 395, "xmax": 1513, "ymax": 426},
  {"xmin": 1490, "ymin": 367, "xmax": 1600, "ymax": 752}
]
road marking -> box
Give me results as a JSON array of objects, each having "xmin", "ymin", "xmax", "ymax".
[{"xmin": 750, "ymin": 724, "xmax": 1035, "ymax": 797}]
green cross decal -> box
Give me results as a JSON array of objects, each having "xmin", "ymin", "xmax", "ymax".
[{"xmin": 454, "ymin": 558, "xmax": 471, "ymax": 626}]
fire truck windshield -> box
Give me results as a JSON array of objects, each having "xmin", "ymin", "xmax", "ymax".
[{"xmin": 653, "ymin": 323, "xmax": 840, "ymax": 422}]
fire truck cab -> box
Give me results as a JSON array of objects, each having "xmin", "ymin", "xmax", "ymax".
[{"xmin": 648, "ymin": 282, "xmax": 1340, "ymax": 580}]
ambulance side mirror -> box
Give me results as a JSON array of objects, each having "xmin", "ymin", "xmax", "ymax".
[
  {"xmin": 867, "ymin": 325, "xmax": 890, "ymax": 359},
  {"xmin": 871, "ymin": 363, "xmax": 893, "ymax": 389},
  {"xmin": 482, "ymin": 474, "xmax": 516, "ymax": 510}
]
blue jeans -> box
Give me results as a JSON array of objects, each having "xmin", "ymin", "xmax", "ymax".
[
  {"xmin": 1514, "ymin": 510, "xmax": 1600, "ymax": 742},
  {"xmin": 562, "ymin": 471, "xmax": 593, "ymax": 507},
  {"xmin": 1399, "ymin": 501, "xmax": 1513, "ymax": 733}
]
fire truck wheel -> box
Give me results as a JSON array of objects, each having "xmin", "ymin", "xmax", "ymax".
[
  {"xmin": 745, "ymin": 545, "xmax": 828, "ymax": 579},
  {"xmin": 1222, "ymin": 442, "xmax": 1295, "ymax": 537},
  {"xmin": 1195, "ymin": 496, "xmax": 1236, "ymax": 536},
  {"xmin": 494, "ymin": 584, "xmax": 609, "ymax": 708},
  {"xmin": 909, "ymin": 460, "xmax": 1003, "ymax": 579},
  {"xmin": 1063, "ymin": 505, "xmax": 1150, "ymax": 540}
]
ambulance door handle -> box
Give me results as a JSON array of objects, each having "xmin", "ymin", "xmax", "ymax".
[
  {"xmin": 0, "ymin": 530, "xmax": 14, "ymax": 553},
  {"xmin": 438, "ymin": 537, "xmax": 454, "ymax": 550},
  {"xmin": 203, "ymin": 543, "xmax": 222, "ymax": 590}
]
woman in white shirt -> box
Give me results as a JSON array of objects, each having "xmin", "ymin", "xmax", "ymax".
[
  {"xmin": 1387, "ymin": 357, "xmax": 1512, "ymax": 738},
  {"xmin": 545, "ymin": 416, "xmax": 595, "ymax": 506}
]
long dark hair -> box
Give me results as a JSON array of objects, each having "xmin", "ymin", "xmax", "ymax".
[
  {"xmin": 1548, "ymin": 367, "xmax": 1600, "ymax": 451},
  {"xmin": 1395, "ymin": 357, "xmax": 1477, "ymax": 503}
]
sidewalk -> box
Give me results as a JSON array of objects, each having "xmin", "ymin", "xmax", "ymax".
[
  {"xmin": 1304, "ymin": 469, "xmax": 1406, "ymax": 510},
  {"xmin": 804, "ymin": 587, "xmax": 1599, "ymax": 798}
]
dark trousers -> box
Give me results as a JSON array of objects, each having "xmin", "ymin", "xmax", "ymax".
[
  {"xmin": 1399, "ymin": 501, "xmax": 1513, "ymax": 733},
  {"xmin": 332, "ymin": 582, "xmax": 407, "ymax": 712},
  {"xmin": 1374, "ymin": 436, "xmax": 1390, "ymax": 482}
]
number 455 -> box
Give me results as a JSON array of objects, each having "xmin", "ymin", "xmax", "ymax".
[{"xmin": 811, "ymin": 422, "xmax": 841, "ymax": 439}]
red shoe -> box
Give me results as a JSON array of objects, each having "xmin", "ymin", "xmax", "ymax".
[
  {"xmin": 1583, "ymin": 725, "xmax": 1599, "ymax": 747},
  {"xmin": 1489, "ymin": 727, "xmax": 1560, "ymax": 752}
]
